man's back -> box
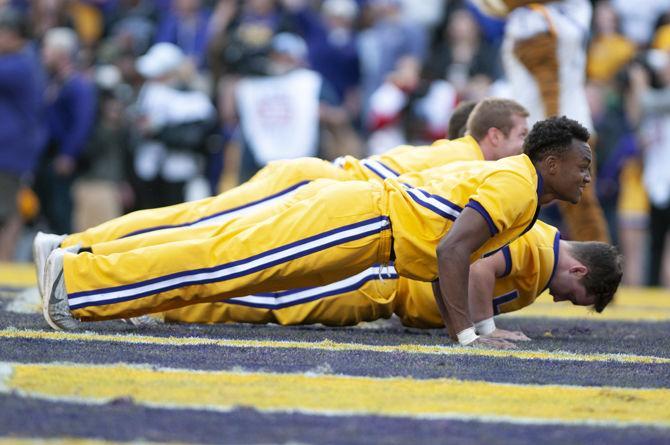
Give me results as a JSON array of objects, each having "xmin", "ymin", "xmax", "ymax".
[
  {"xmin": 338, "ymin": 135, "xmax": 484, "ymax": 182},
  {"xmin": 384, "ymin": 154, "xmax": 542, "ymax": 281}
]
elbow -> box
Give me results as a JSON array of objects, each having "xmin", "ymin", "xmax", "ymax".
[
  {"xmin": 436, "ymin": 237, "xmax": 451, "ymax": 261},
  {"xmin": 437, "ymin": 237, "xmax": 471, "ymax": 262},
  {"xmin": 468, "ymin": 260, "xmax": 487, "ymax": 283}
]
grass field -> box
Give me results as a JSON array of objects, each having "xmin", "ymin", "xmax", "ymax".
[{"xmin": 1, "ymin": 262, "xmax": 669, "ymax": 445}]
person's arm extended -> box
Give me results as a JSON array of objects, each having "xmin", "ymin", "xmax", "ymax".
[
  {"xmin": 468, "ymin": 253, "xmax": 504, "ymax": 325},
  {"xmin": 469, "ymin": 251, "xmax": 530, "ymax": 342},
  {"xmin": 436, "ymin": 207, "xmax": 515, "ymax": 348},
  {"xmin": 432, "ymin": 280, "xmax": 457, "ymax": 341}
]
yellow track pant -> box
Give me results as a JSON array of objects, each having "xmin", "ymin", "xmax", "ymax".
[
  {"xmin": 64, "ymin": 180, "xmax": 393, "ymax": 321},
  {"xmin": 162, "ymin": 269, "xmax": 444, "ymax": 328},
  {"xmin": 163, "ymin": 265, "xmax": 399, "ymax": 326},
  {"xmin": 88, "ymin": 175, "xmax": 352, "ymax": 256},
  {"xmin": 61, "ymin": 158, "xmax": 352, "ymax": 248}
]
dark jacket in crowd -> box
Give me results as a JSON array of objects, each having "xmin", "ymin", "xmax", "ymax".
[
  {"xmin": 0, "ymin": 44, "xmax": 46, "ymax": 175},
  {"xmin": 45, "ymin": 72, "xmax": 97, "ymax": 159}
]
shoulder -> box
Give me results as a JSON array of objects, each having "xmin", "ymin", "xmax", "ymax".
[
  {"xmin": 487, "ymin": 155, "xmax": 536, "ymax": 185},
  {"xmin": 509, "ymin": 221, "xmax": 558, "ymax": 261},
  {"xmin": 525, "ymin": 220, "xmax": 559, "ymax": 243}
]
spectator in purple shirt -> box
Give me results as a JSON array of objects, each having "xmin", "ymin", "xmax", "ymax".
[
  {"xmin": 0, "ymin": 8, "xmax": 46, "ymax": 260},
  {"xmin": 35, "ymin": 27, "xmax": 96, "ymax": 234},
  {"xmin": 155, "ymin": 0, "xmax": 212, "ymax": 70},
  {"xmin": 283, "ymin": 0, "xmax": 361, "ymax": 106}
]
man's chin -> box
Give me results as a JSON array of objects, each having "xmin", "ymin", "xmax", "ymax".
[{"xmin": 559, "ymin": 194, "xmax": 581, "ymax": 205}]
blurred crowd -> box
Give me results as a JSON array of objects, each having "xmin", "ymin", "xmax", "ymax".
[{"xmin": 1, "ymin": 0, "xmax": 670, "ymax": 287}]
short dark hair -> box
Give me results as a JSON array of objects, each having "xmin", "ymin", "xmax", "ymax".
[
  {"xmin": 448, "ymin": 100, "xmax": 477, "ymax": 139},
  {"xmin": 523, "ymin": 116, "xmax": 591, "ymax": 162},
  {"xmin": 567, "ymin": 241, "xmax": 623, "ymax": 313},
  {"xmin": 466, "ymin": 98, "xmax": 529, "ymax": 141}
]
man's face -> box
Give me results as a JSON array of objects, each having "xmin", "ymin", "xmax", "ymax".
[
  {"xmin": 549, "ymin": 276, "xmax": 594, "ymax": 307},
  {"xmin": 496, "ymin": 114, "xmax": 528, "ymax": 159},
  {"xmin": 549, "ymin": 140, "xmax": 592, "ymax": 204}
]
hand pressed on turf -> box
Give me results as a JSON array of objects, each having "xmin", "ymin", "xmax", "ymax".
[
  {"xmin": 485, "ymin": 328, "xmax": 531, "ymax": 342},
  {"xmin": 471, "ymin": 336, "xmax": 518, "ymax": 349}
]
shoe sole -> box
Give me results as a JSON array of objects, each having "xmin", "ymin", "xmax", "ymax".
[
  {"xmin": 42, "ymin": 252, "xmax": 65, "ymax": 331},
  {"xmin": 32, "ymin": 232, "xmax": 51, "ymax": 299}
]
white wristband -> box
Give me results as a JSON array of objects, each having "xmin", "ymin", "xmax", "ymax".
[
  {"xmin": 474, "ymin": 317, "xmax": 496, "ymax": 336},
  {"xmin": 456, "ymin": 327, "xmax": 479, "ymax": 346}
]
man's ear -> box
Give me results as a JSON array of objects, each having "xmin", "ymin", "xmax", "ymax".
[
  {"xmin": 569, "ymin": 264, "xmax": 588, "ymax": 278},
  {"xmin": 487, "ymin": 127, "xmax": 501, "ymax": 145},
  {"xmin": 544, "ymin": 155, "xmax": 560, "ymax": 175}
]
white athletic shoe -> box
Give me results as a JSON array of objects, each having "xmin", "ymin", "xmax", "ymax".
[
  {"xmin": 121, "ymin": 315, "xmax": 163, "ymax": 327},
  {"xmin": 32, "ymin": 232, "xmax": 67, "ymax": 298},
  {"xmin": 42, "ymin": 247, "xmax": 81, "ymax": 331}
]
